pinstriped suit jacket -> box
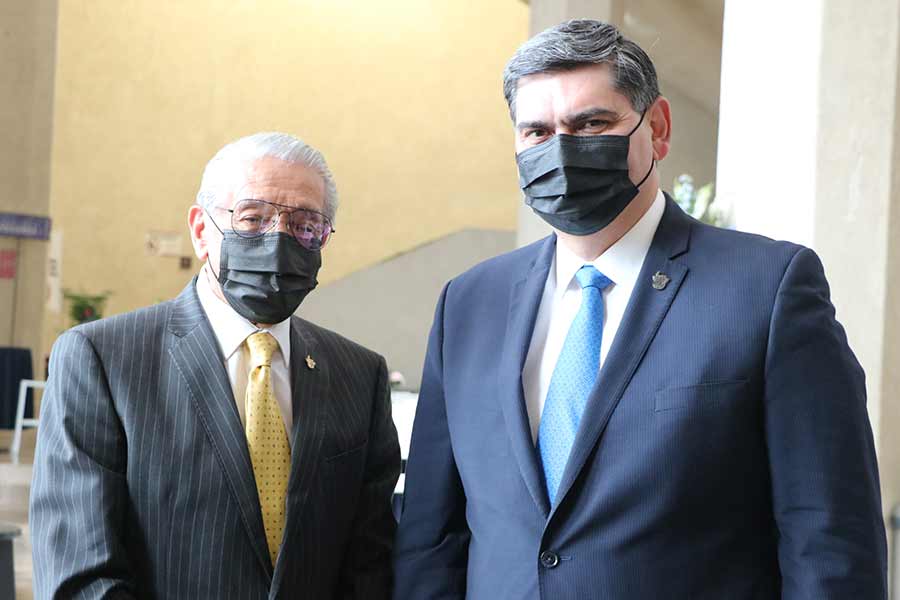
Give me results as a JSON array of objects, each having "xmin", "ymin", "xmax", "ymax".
[{"xmin": 30, "ymin": 279, "xmax": 401, "ymax": 599}]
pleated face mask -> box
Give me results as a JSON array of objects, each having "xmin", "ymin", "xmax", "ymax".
[
  {"xmin": 215, "ymin": 231, "xmax": 320, "ymax": 324},
  {"xmin": 516, "ymin": 111, "xmax": 652, "ymax": 236}
]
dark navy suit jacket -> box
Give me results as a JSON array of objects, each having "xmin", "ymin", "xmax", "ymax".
[{"xmin": 393, "ymin": 197, "xmax": 887, "ymax": 599}]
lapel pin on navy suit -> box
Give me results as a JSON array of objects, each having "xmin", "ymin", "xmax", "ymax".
[
  {"xmin": 652, "ymin": 271, "xmax": 670, "ymax": 290},
  {"xmin": 305, "ymin": 354, "xmax": 316, "ymax": 370}
]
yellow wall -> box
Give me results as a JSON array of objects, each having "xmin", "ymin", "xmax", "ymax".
[{"xmin": 45, "ymin": 0, "xmax": 528, "ymax": 350}]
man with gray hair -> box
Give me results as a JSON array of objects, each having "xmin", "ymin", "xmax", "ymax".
[
  {"xmin": 394, "ymin": 20, "xmax": 886, "ymax": 599},
  {"xmin": 31, "ymin": 132, "xmax": 401, "ymax": 599}
]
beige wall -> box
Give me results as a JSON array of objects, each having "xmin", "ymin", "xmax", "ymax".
[
  {"xmin": 0, "ymin": 0, "xmax": 57, "ymax": 376},
  {"xmin": 43, "ymin": 1, "xmax": 528, "ymax": 352},
  {"xmin": 626, "ymin": 0, "xmax": 723, "ymax": 194},
  {"xmin": 300, "ymin": 229, "xmax": 515, "ymax": 389},
  {"xmin": 0, "ymin": 0, "xmax": 56, "ymax": 214},
  {"xmin": 655, "ymin": 79, "xmax": 719, "ymax": 194}
]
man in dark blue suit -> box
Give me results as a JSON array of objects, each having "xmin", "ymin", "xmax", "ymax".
[{"xmin": 393, "ymin": 19, "xmax": 887, "ymax": 599}]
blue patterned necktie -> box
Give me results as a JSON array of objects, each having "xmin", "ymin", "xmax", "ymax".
[{"xmin": 538, "ymin": 265, "xmax": 613, "ymax": 505}]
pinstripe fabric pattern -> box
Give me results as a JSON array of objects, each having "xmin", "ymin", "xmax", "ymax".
[{"xmin": 30, "ymin": 279, "xmax": 401, "ymax": 599}]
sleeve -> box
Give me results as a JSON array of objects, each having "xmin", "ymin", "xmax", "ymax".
[
  {"xmin": 29, "ymin": 329, "xmax": 139, "ymax": 599},
  {"xmin": 336, "ymin": 354, "xmax": 402, "ymax": 600},
  {"xmin": 764, "ymin": 248, "xmax": 888, "ymax": 599},
  {"xmin": 392, "ymin": 282, "xmax": 470, "ymax": 600}
]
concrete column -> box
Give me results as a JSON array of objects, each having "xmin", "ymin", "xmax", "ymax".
[
  {"xmin": 717, "ymin": 0, "xmax": 900, "ymax": 519},
  {"xmin": 0, "ymin": 0, "xmax": 58, "ymax": 377},
  {"xmin": 530, "ymin": 0, "xmax": 625, "ymax": 33},
  {"xmin": 623, "ymin": 1, "xmax": 724, "ymax": 205},
  {"xmin": 518, "ymin": 0, "xmax": 626, "ymax": 247}
]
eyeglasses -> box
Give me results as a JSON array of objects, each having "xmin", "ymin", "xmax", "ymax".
[{"xmin": 225, "ymin": 199, "xmax": 334, "ymax": 250}]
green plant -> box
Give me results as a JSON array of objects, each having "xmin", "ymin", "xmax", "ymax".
[
  {"xmin": 63, "ymin": 291, "xmax": 111, "ymax": 325},
  {"xmin": 672, "ymin": 174, "xmax": 731, "ymax": 228}
]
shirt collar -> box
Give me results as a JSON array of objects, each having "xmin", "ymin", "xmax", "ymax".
[
  {"xmin": 555, "ymin": 189, "xmax": 666, "ymax": 295},
  {"xmin": 195, "ymin": 266, "xmax": 292, "ymax": 369}
]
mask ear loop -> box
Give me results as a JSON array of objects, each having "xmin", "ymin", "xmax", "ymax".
[
  {"xmin": 627, "ymin": 110, "xmax": 655, "ymax": 189},
  {"xmin": 627, "ymin": 110, "xmax": 646, "ymax": 136},
  {"xmin": 635, "ymin": 157, "xmax": 655, "ymax": 189},
  {"xmin": 202, "ymin": 207, "xmax": 225, "ymax": 280},
  {"xmin": 203, "ymin": 208, "xmax": 225, "ymax": 235}
]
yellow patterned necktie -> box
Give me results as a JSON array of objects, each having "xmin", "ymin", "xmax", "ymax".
[{"xmin": 244, "ymin": 331, "xmax": 291, "ymax": 567}]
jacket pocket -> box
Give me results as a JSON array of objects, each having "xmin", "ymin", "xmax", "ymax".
[
  {"xmin": 323, "ymin": 438, "xmax": 368, "ymax": 463},
  {"xmin": 654, "ymin": 380, "xmax": 749, "ymax": 413}
]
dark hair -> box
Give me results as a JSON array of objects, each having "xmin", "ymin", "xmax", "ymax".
[{"xmin": 502, "ymin": 19, "xmax": 660, "ymax": 120}]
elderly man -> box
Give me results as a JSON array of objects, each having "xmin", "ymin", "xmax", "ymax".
[
  {"xmin": 31, "ymin": 132, "xmax": 400, "ymax": 599},
  {"xmin": 393, "ymin": 20, "xmax": 887, "ymax": 599}
]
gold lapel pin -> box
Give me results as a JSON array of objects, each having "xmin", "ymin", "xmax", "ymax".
[
  {"xmin": 305, "ymin": 355, "xmax": 316, "ymax": 370},
  {"xmin": 652, "ymin": 271, "xmax": 670, "ymax": 290}
]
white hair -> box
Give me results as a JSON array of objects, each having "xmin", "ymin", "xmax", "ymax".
[{"xmin": 196, "ymin": 131, "xmax": 338, "ymax": 222}]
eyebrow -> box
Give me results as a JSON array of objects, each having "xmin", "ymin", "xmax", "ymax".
[
  {"xmin": 516, "ymin": 119, "xmax": 551, "ymax": 132},
  {"xmin": 561, "ymin": 107, "xmax": 620, "ymax": 128},
  {"xmin": 237, "ymin": 198, "xmax": 330, "ymax": 217},
  {"xmin": 516, "ymin": 107, "xmax": 620, "ymax": 133}
]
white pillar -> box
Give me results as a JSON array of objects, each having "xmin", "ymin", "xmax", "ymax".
[
  {"xmin": 717, "ymin": 0, "xmax": 900, "ymax": 518},
  {"xmin": 517, "ymin": 0, "xmax": 626, "ymax": 247},
  {"xmin": 716, "ymin": 1, "xmax": 823, "ymax": 246}
]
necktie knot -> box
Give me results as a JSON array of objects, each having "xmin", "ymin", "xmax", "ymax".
[
  {"xmin": 246, "ymin": 331, "xmax": 278, "ymax": 369},
  {"xmin": 575, "ymin": 265, "xmax": 613, "ymax": 291}
]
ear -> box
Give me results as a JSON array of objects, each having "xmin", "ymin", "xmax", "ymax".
[
  {"xmin": 648, "ymin": 96, "xmax": 672, "ymax": 161},
  {"xmin": 188, "ymin": 205, "xmax": 209, "ymax": 262}
]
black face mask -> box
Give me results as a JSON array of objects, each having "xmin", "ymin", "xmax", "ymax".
[
  {"xmin": 516, "ymin": 112, "xmax": 653, "ymax": 236},
  {"xmin": 212, "ymin": 231, "xmax": 321, "ymax": 324}
]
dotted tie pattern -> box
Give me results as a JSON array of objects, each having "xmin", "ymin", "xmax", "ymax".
[
  {"xmin": 538, "ymin": 265, "xmax": 613, "ymax": 505},
  {"xmin": 244, "ymin": 331, "xmax": 291, "ymax": 567}
]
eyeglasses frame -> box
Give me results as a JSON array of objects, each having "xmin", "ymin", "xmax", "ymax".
[{"xmin": 215, "ymin": 198, "xmax": 335, "ymax": 248}]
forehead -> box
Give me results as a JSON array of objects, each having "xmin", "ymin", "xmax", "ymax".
[
  {"xmin": 514, "ymin": 63, "xmax": 631, "ymax": 124},
  {"xmin": 229, "ymin": 156, "xmax": 326, "ymax": 212}
]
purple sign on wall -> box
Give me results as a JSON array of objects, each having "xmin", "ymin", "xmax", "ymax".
[{"xmin": 0, "ymin": 213, "xmax": 51, "ymax": 240}]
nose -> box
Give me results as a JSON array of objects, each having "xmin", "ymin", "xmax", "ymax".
[{"xmin": 271, "ymin": 210, "xmax": 294, "ymax": 234}]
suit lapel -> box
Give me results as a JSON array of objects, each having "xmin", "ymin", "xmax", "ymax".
[
  {"xmin": 285, "ymin": 318, "xmax": 328, "ymax": 500},
  {"xmin": 498, "ymin": 235, "xmax": 556, "ymax": 519},
  {"xmin": 271, "ymin": 318, "xmax": 329, "ymax": 590},
  {"xmin": 552, "ymin": 196, "xmax": 692, "ymax": 514},
  {"xmin": 166, "ymin": 280, "xmax": 273, "ymax": 578}
]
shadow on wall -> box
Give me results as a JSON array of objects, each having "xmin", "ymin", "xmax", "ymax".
[{"xmin": 297, "ymin": 229, "xmax": 515, "ymax": 390}]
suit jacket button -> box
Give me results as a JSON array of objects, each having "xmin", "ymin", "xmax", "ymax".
[{"xmin": 540, "ymin": 550, "xmax": 559, "ymax": 569}]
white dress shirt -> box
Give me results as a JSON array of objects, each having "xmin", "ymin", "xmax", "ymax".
[
  {"xmin": 195, "ymin": 266, "xmax": 294, "ymax": 441},
  {"xmin": 523, "ymin": 189, "xmax": 666, "ymax": 443}
]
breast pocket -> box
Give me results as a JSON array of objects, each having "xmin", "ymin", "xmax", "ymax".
[
  {"xmin": 647, "ymin": 379, "xmax": 767, "ymax": 516},
  {"xmin": 654, "ymin": 380, "xmax": 750, "ymax": 413}
]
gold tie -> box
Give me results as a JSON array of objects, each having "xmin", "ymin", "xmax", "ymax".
[{"xmin": 245, "ymin": 331, "xmax": 291, "ymax": 566}]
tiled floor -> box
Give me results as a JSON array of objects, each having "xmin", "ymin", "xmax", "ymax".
[{"xmin": 0, "ymin": 429, "xmax": 35, "ymax": 600}]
